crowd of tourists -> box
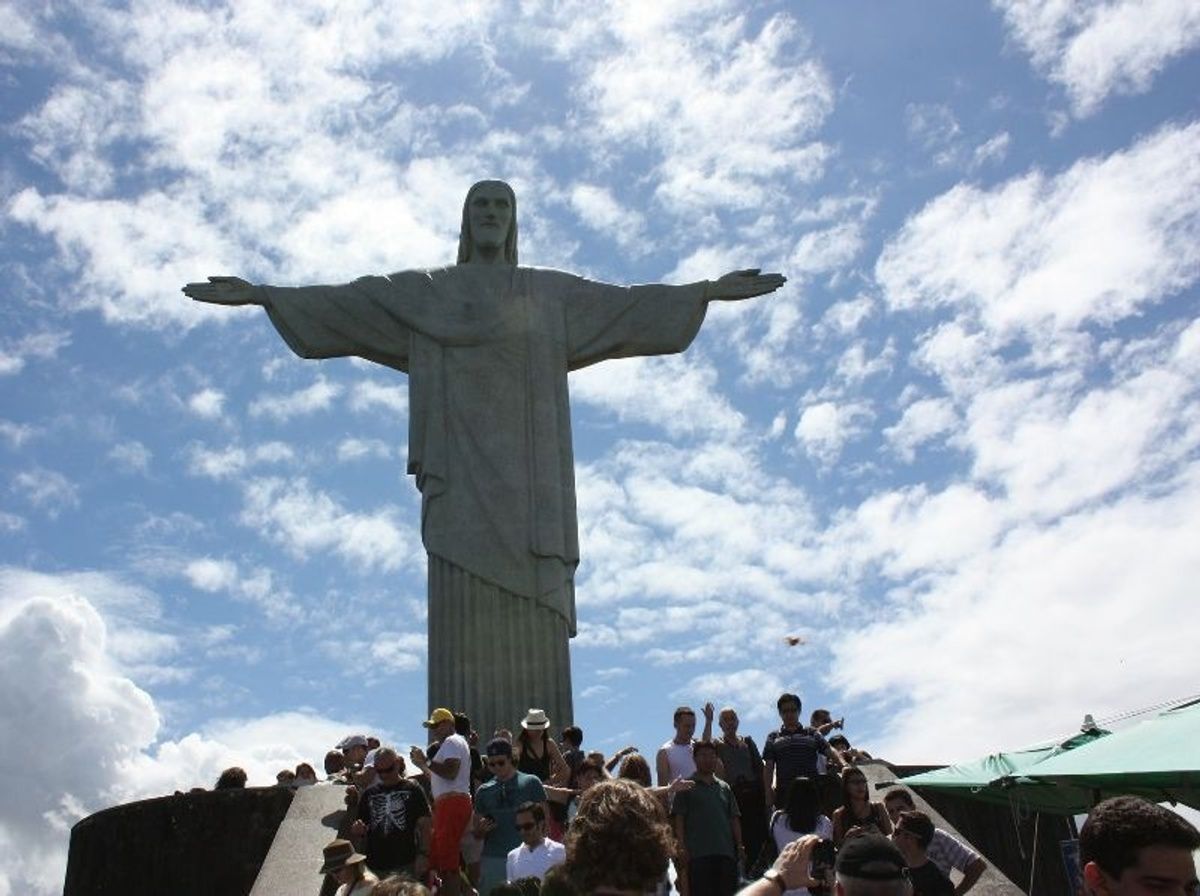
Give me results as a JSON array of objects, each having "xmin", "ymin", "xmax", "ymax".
[{"xmin": 210, "ymin": 693, "xmax": 1199, "ymax": 896}]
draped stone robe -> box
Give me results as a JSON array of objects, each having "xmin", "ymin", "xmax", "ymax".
[{"xmin": 260, "ymin": 264, "xmax": 709, "ymax": 738}]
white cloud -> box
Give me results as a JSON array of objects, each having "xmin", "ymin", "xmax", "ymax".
[
  {"xmin": 675, "ymin": 669, "xmax": 789, "ymax": 724},
  {"xmin": 970, "ymin": 131, "xmax": 1011, "ymax": 170},
  {"xmin": 0, "ymin": 511, "xmax": 26, "ymax": 532},
  {"xmin": 0, "ymin": 421, "xmax": 37, "ymax": 448},
  {"xmin": 249, "ymin": 377, "xmax": 341, "ymax": 421},
  {"xmin": 187, "ymin": 387, "xmax": 226, "ymax": 419},
  {"xmin": 877, "ymin": 121, "xmax": 1200, "ymax": 342},
  {"xmin": 186, "ymin": 441, "xmax": 295, "ymax": 480},
  {"xmin": 348, "ymin": 380, "xmax": 408, "ymax": 416},
  {"xmin": 905, "ymin": 102, "xmax": 961, "ymax": 167},
  {"xmin": 884, "ymin": 398, "xmax": 959, "ymax": 462},
  {"xmin": 964, "ymin": 356, "xmax": 1197, "ymax": 519},
  {"xmin": 183, "ymin": 557, "xmax": 239, "ymax": 592},
  {"xmin": 337, "ymin": 438, "xmax": 392, "ymax": 462},
  {"xmin": 11, "ymin": 467, "xmax": 78, "ymax": 516},
  {"xmin": 789, "ymin": 220, "xmax": 864, "ymax": 277},
  {"xmin": 794, "ymin": 401, "xmax": 872, "ymax": 467},
  {"xmin": 568, "ymin": 184, "xmax": 649, "ymax": 254},
  {"xmin": 0, "ymin": 570, "xmax": 160, "ymax": 893},
  {"xmin": 3, "ymin": 1, "xmax": 501, "ymax": 331},
  {"xmin": 834, "ymin": 339, "xmax": 896, "ymax": 386},
  {"xmin": 0, "ymin": 330, "xmax": 70, "ymax": 376},
  {"xmin": 367, "ymin": 632, "xmax": 426, "ymax": 674},
  {"xmin": 7, "ymin": 186, "xmax": 255, "ymax": 329},
  {"xmin": 571, "ymin": 354, "xmax": 744, "ymax": 439},
  {"xmin": 239, "ymin": 477, "xmax": 417, "ymax": 573},
  {"xmin": 0, "ymin": 565, "xmax": 381, "ymax": 891},
  {"xmin": 561, "ymin": 6, "xmax": 833, "ymax": 215},
  {"xmin": 828, "ymin": 483, "xmax": 1007, "ymax": 580},
  {"xmin": 815, "ymin": 296, "xmax": 874, "ymax": 339},
  {"xmin": 832, "ymin": 463, "xmax": 1200, "ymax": 761},
  {"xmin": 993, "ymin": 0, "xmax": 1200, "ymax": 116},
  {"xmin": 107, "ymin": 440, "xmax": 152, "ymax": 474}
]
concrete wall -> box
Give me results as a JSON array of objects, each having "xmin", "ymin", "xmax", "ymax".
[{"xmin": 63, "ymin": 787, "xmax": 295, "ymax": 896}]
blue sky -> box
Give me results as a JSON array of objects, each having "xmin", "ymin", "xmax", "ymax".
[{"xmin": 3, "ymin": 1, "xmax": 1200, "ymax": 890}]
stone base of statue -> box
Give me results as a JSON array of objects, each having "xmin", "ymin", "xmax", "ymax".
[{"xmin": 427, "ymin": 555, "xmax": 573, "ymax": 740}]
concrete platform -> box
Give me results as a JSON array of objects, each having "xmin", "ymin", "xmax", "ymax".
[{"xmin": 250, "ymin": 784, "xmax": 349, "ymax": 896}]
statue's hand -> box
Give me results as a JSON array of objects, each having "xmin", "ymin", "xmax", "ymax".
[
  {"xmin": 182, "ymin": 276, "xmax": 260, "ymax": 306},
  {"xmin": 705, "ymin": 268, "xmax": 786, "ymax": 301}
]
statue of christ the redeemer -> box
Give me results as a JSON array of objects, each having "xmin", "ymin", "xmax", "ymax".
[{"xmin": 184, "ymin": 180, "xmax": 785, "ymax": 739}]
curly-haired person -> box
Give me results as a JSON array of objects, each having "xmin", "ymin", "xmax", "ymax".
[{"xmin": 560, "ymin": 777, "xmax": 676, "ymax": 895}]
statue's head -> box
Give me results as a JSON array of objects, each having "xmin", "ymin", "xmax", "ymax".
[{"xmin": 457, "ymin": 179, "xmax": 518, "ymax": 265}]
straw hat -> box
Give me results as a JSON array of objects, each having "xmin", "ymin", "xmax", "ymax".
[{"xmin": 521, "ymin": 708, "xmax": 550, "ymax": 730}]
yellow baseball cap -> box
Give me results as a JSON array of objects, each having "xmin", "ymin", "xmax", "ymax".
[{"xmin": 422, "ymin": 708, "xmax": 455, "ymax": 728}]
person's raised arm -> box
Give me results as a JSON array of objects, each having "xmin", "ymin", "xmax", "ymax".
[
  {"xmin": 703, "ymin": 269, "xmax": 786, "ymax": 302},
  {"xmin": 701, "ymin": 703, "xmax": 714, "ymax": 743},
  {"xmin": 607, "ymin": 745, "xmax": 637, "ymax": 772},
  {"xmin": 183, "ymin": 276, "xmax": 262, "ymax": 306}
]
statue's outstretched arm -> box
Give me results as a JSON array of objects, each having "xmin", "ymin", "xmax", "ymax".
[
  {"xmin": 182, "ymin": 276, "xmax": 262, "ymax": 306},
  {"xmin": 703, "ymin": 268, "xmax": 786, "ymax": 301}
]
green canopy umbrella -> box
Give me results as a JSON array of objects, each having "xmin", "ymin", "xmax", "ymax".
[
  {"xmin": 900, "ymin": 726, "xmax": 1109, "ymax": 814},
  {"xmin": 1027, "ymin": 701, "xmax": 1200, "ymax": 811}
]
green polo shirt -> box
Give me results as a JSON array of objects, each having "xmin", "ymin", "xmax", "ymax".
[{"xmin": 671, "ymin": 774, "xmax": 739, "ymax": 859}]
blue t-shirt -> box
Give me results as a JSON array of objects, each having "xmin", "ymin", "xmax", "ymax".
[{"xmin": 473, "ymin": 771, "xmax": 547, "ymax": 858}]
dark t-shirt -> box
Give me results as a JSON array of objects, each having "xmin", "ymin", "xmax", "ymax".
[
  {"xmin": 356, "ymin": 779, "xmax": 431, "ymax": 871},
  {"xmin": 762, "ymin": 726, "xmax": 829, "ymax": 804},
  {"xmin": 909, "ymin": 860, "xmax": 954, "ymax": 896}
]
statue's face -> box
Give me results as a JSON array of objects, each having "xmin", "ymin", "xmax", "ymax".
[{"xmin": 468, "ymin": 182, "xmax": 513, "ymax": 252}]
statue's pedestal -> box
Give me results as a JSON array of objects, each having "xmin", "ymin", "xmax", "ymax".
[{"xmin": 63, "ymin": 785, "xmax": 347, "ymax": 896}]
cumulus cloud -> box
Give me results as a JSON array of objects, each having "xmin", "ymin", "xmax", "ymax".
[
  {"xmin": 993, "ymin": 0, "xmax": 1200, "ymax": 117},
  {"xmin": 183, "ymin": 557, "xmax": 239, "ymax": 592},
  {"xmin": 187, "ymin": 387, "xmax": 226, "ymax": 419},
  {"xmin": 794, "ymin": 400, "xmax": 872, "ymax": 467},
  {"xmin": 0, "ymin": 565, "xmax": 383, "ymax": 891},
  {"xmin": 0, "ymin": 570, "xmax": 159, "ymax": 893}
]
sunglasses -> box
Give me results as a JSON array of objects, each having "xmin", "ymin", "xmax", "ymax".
[
  {"xmin": 375, "ymin": 764, "xmax": 398, "ymax": 775},
  {"xmin": 487, "ymin": 758, "xmax": 510, "ymax": 767},
  {"xmin": 515, "ymin": 821, "xmax": 538, "ymax": 831}
]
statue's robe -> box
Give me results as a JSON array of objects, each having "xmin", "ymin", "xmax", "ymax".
[{"xmin": 261, "ymin": 264, "xmax": 709, "ymax": 737}]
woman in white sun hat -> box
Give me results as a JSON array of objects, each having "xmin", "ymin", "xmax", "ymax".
[{"xmin": 514, "ymin": 708, "xmax": 570, "ymax": 785}]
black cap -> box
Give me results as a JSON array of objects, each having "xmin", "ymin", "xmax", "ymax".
[
  {"xmin": 835, "ymin": 834, "xmax": 908, "ymax": 881},
  {"xmin": 485, "ymin": 737, "xmax": 513, "ymax": 758}
]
